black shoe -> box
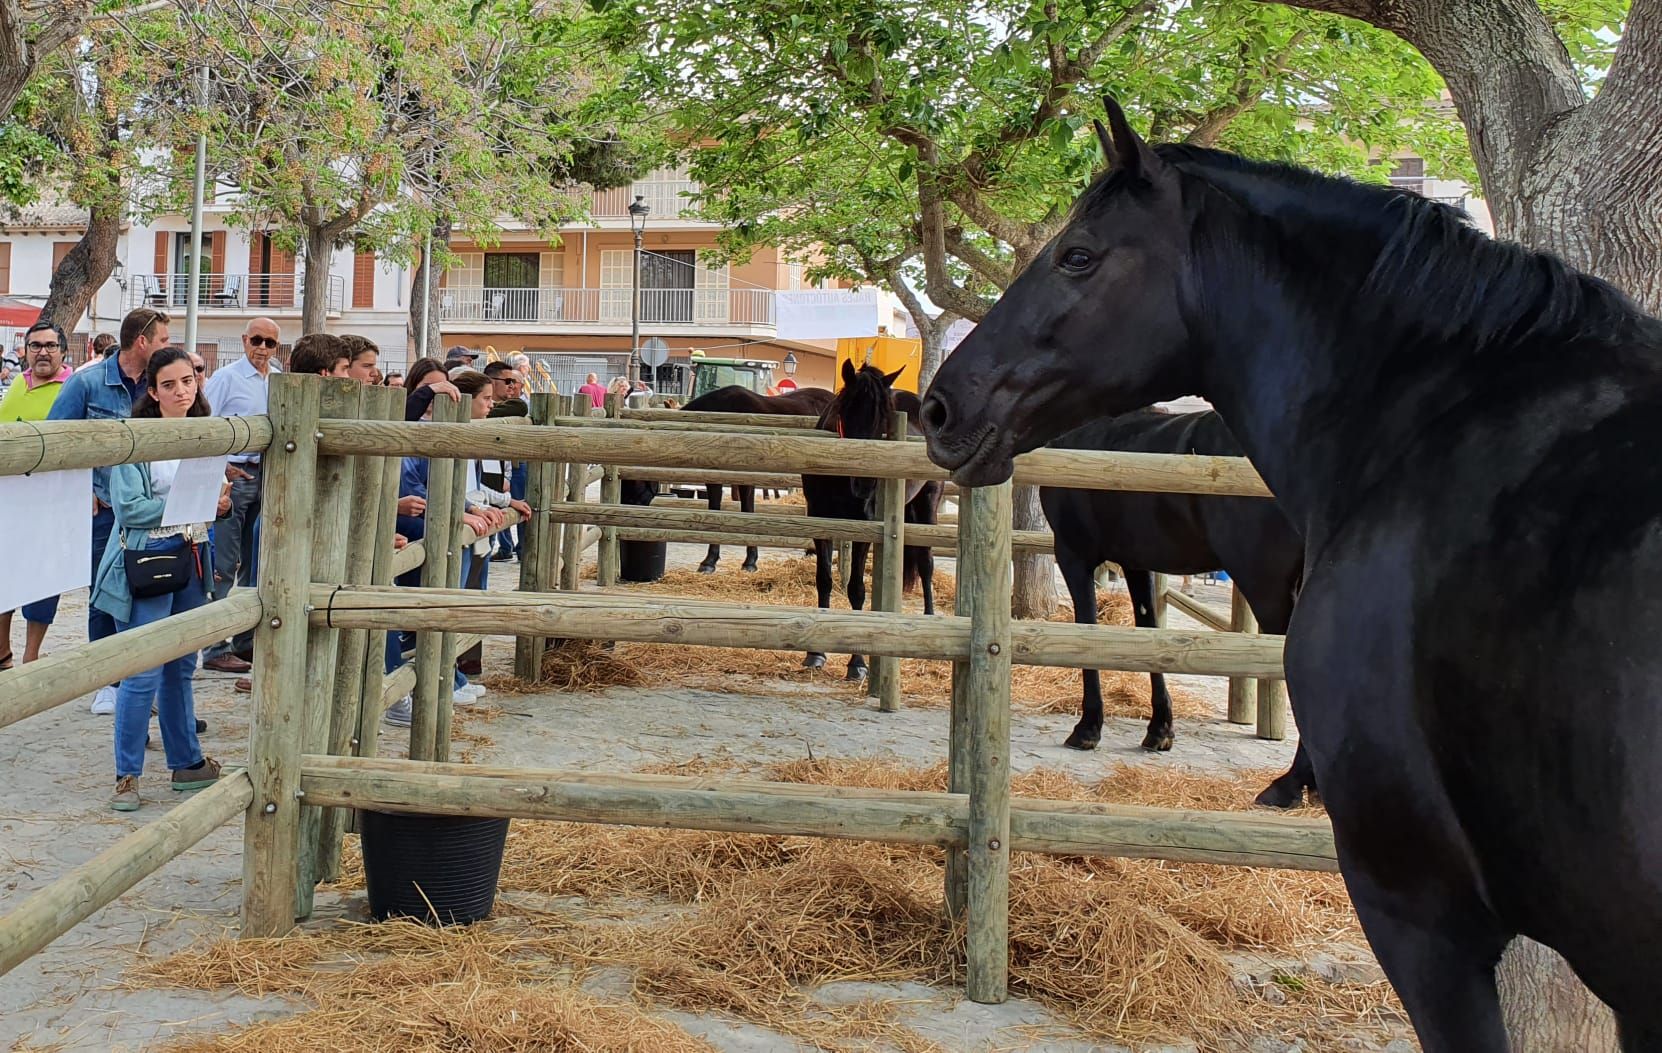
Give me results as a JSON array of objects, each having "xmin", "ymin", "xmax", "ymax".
[
  {"xmin": 490, "ymin": 550, "xmax": 514, "ymax": 562},
  {"xmin": 196, "ymin": 718, "xmax": 207, "ymax": 733}
]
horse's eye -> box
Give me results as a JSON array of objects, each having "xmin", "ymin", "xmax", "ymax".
[{"xmin": 1059, "ymin": 247, "xmax": 1093, "ymax": 271}]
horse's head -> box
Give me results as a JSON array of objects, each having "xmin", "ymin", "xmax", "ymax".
[
  {"xmin": 922, "ymin": 99, "xmax": 1198, "ymax": 487},
  {"xmin": 827, "ymin": 359, "xmax": 905, "ymax": 507}
]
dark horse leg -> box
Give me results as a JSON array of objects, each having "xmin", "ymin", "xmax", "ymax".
[
  {"xmin": 1057, "ymin": 547, "xmax": 1104, "ymax": 751},
  {"xmin": 698, "ymin": 484, "xmax": 724, "ymax": 573},
  {"xmin": 804, "ymin": 538, "xmax": 831, "ymax": 669},
  {"xmin": 1126, "ymin": 569, "xmax": 1175, "ymax": 751},
  {"xmin": 1619, "ymin": 1013, "xmax": 1662, "ymax": 1052},
  {"xmin": 1342, "ymin": 865, "xmax": 1511, "ymax": 1053},
  {"xmin": 843, "ymin": 541, "xmax": 872, "ymax": 680},
  {"xmin": 1243, "ymin": 590, "xmax": 1320, "ymax": 809},
  {"xmin": 739, "ymin": 486, "xmax": 759, "ymax": 571},
  {"xmin": 906, "ymin": 483, "xmax": 940, "ymax": 616}
]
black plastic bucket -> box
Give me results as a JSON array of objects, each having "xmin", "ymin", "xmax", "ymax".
[
  {"xmin": 359, "ymin": 810, "xmax": 510, "ymax": 925},
  {"xmin": 619, "ymin": 539, "xmax": 668, "ymax": 582}
]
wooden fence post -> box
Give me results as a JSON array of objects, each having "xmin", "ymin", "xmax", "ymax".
[
  {"xmin": 353, "ymin": 385, "xmax": 408, "ymax": 762},
  {"xmin": 964, "ymin": 478, "xmax": 1013, "ymax": 1004},
  {"xmin": 411, "ymin": 393, "xmax": 466, "ymax": 761},
  {"xmin": 319, "ymin": 384, "xmax": 389, "ymax": 879},
  {"xmin": 1257, "ymin": 676, "xmax": 1288, "ymax": 741},
  {"xmin": 559, "ymin": 449, "xmax": 585, "ymax": 593},
  {"xmin": 598, "ymin": 393, "xmax": 623, "ymax": 587},
  {"xmin": 867, "ymin": 409, "xmax": 906, "ymax": 712},
  {"xmin": 1152, "ymin": 572, "xmax": 1170, "ymax": 627},
  {"xmin": 241, "ymin": 373, "xmax": 322, "ymax": 938},
  {"xmin": 514, "ymin": 392, "xmax": 560, "ymax": 680},
  {"xmin": 434, "ymin": 446, "xmax": 470, "ymax": 762},
  {"xmin": 294, "ymin": 379, "xmax": 363, "ymax": 918},
  {"xmin": 1227, "ymin": 586, "xmax": 1257, "ymax": 726},
  {"xmin": 945, "ymin": 487, "xmax": 975, "ymax": 919}
]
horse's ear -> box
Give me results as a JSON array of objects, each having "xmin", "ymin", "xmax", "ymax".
[
  {"xmin": 883, "ymin": 366, "xmax": 905, "ymax": 387},
  {"xmin": 841, "ymin": 358, "xmax": 858, "ymax": 386},
  {"xmin": 1093, "ymin": 118, "xmax": 1117, "ymax": 168},
  {"xmin": 1102, "ymin": 95, "xmax": 1160, "ymax": 180}
]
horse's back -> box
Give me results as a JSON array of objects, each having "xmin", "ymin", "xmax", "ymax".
[{"xmin": 1040, "ymin": 410, "xmax": 1301, "ymax": 598}]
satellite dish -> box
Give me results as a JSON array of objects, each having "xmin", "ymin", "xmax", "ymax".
[{"xmin": 639, "ymin": 337, "xmax": 671, "ymax": 369}]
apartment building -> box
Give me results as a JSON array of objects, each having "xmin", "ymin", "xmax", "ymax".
[{"xmin": 0, "ymin": 167, "xmax": 856, "ymax": 390}]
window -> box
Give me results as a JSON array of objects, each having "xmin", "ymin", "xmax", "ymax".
[
  {"xmin": 482, "ymin": 253, "xmax": 540, "ymax": 321},
  {"xmin": 1389, "ymin": 156, "xmax": 1426, "ymax": 194},
  {"xmin": 640, "ymin": 249, "xmax": 695, "ymax": 323},
  {"xmin": 52, "ymin": 241, "xmax": 76, "ymax": 273},
  {"xmin": 0, "ymin": 242, "xmax": 12, "ymax": 294},
  {"xmin": 352, "ymin": 247, "xmax": 376, "ymax": 309}
]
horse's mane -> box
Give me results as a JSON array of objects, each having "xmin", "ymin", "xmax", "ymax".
[{"xmin": 1076, "ymin": 144, "xmax": 1657, "ymax": 356}]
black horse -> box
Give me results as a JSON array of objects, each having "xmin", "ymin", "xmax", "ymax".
[
  {"xmin": 682, "ymin": 384, "xmax": 834, "ymax": 573},
  {"xmin": 922, "ymin": 101, "xmax": 1662, "ymax": 1050},
  {"xmin": 802, "ymin": 361, "xmax": 943, "ymax": 679},
  {"xmin": 1041, "ymin": 408, "xmax": 1314, "ymax": 809}
]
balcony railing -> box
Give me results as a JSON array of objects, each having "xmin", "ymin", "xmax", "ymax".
[
  {"xmin": 584, "ymin": 179, "xmax": 703, "ymax": 220},
  {"xmin": 438, "ymin": 286, "xmax": 776, "ymax": 327},
  {"xmin": 125, "ymin": 273, "xmax": 345, "ymax": 314}
]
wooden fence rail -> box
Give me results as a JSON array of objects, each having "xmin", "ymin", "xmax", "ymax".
[{"xmin": 0, "ymin": 415, "xmax": 271, "ymax": 477}]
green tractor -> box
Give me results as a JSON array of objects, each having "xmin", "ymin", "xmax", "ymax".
[{"xmin": 687, "ymin": 355, "xmax": 777, "ymax": 399}]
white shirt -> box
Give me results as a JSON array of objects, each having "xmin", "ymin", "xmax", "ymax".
[{"xmin": 204, "ymin": 356, "xmax": 282, "ymax": 463}]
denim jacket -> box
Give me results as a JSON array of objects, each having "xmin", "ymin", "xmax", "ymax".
[
  {"xmin": 89, "ymin": 462, "xmax": 209, "ymax": 625},
  {"xmin": 46, "ymin": 355, "xmax": 144, "ymax": 505}
]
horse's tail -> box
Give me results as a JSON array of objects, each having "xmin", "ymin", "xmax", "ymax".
[{"xmin": 903, "ymin": 545, "xmax": 922, "ymax": 594}]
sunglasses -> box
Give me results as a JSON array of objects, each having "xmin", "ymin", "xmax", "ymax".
[
  {"xmin": 247, "ymin": 335, "xmax": 279, "ymax": 349},
  {"xmin": 194, "ymin": 365, "xmax": 206, "ymax": 373}
]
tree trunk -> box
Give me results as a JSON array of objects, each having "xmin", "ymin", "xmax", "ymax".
[
  {"xmin": 406, "ymin": 216, "xmax": 449, "ymax": 360},
  {"xmin": 300, "ymin": 227, "xmax": 334, "ymax": 335},
  {"xmin": 1498, "ymin": 939, "xmax": 1618, "ymax": 1051},
  {"xmin": 917, "ymin": 316, "xmax": 946, "ymax": 390},
  {"xmin": 1011, "ymin": 484, "xmax": 1056, "ymax": 619},
  {"xmin": 40, "ymin": 200, "xmax": 122, "ymax": 339}
]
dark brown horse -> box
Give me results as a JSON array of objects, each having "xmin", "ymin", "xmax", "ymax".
[
  {"xmin": 922, "ymin": 100, "xmax": 1662, "ymax": 1050},
  {"xmin": 801, "ymin": 361, "xmax": 943, "ymax": 678},
  {"xmin": 681, "ymin": 384, "xmax": 833, "ymax": 572}
]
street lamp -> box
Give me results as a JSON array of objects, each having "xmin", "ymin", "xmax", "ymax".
[
  {"xmin": 627, "ymin": 194, "xmax": 649, "ymax": 385},
  {"xmin": 782, "ymin": 351, "xmax": 798, "ymax": 376}
]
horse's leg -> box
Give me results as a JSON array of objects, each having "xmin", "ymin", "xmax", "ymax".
[
  {"xmin": 912, "ymin": 546, "xmax": 936, "ymax": 616},
  {"xmin": 739, "ymin": 486, "xmax": 759, "ymax": 571},
  {"xmin": 1058, "ymin": 551, "xmax": 1104, "ymax": 751},
  {"xmin": 844, "ymin": 540, "xmax": 871, "ymax": 681},
  {"xmin": 1247, "ymin": 588, "xmax": 1315, "ymax": 808},
  {"xmin": 1619, "ymin": 1013, "xmax": 1662, "ymax": 1052},
  {"xmin": 698, "ymin": 483, "xmax": 723, "ymax": 573},
  {"xmin": 1254, "ymin": 741, "xmax": 1315, "ymax": 809},
  {"xmin": 804, "ymin": 538, "xmax": 830, "ymax": 669},
  {"xmin": 1343, "ymin": 872, "xmax": 1511, "ymax": 1053},
  {"xmin": 1125, "ymin": 569, "xmax": 1175, "ymax": 751}
]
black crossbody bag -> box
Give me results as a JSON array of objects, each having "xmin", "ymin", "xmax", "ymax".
[{"xmin": 121, "ymin": 534, "xmax": 197, "ymax": 599}]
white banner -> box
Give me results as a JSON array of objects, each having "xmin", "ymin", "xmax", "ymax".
[
  {"xmin": 162, "ymin": 456, "xmax": 230, "ymax": 528},
  {"xmin": 0, "ymin": 469, "xmax": 92, "ymax": 610},
  {"xmin": 775, "ymin": 289, "xmax": 882, "ymax": 341}
]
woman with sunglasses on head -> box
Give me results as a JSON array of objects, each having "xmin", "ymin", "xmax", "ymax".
[{"xmin": 91, "ymin": 347, "xmax": 224, "ymax": 812}]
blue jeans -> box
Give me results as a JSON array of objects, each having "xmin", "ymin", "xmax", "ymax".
[
  {"xmin": 114, "ymin": 536, "xmax": 208, "ymax": 778},
  {"xmin": 90, "ymin": 505, "xmax": 117, "ymax": 643},
  {"xmin": 496, "ymin": 464, "xmax": 528, "ymax": 555},
  {"xmin": 205, "ymin": 462, "xmax": 262, "ymax": 660}
]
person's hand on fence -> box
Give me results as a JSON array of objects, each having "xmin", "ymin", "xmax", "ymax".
[
  {"xmin": 397, "ymin": 495, "xmax": 427, "ymax": 517},
  {"xmin": 509, "ymin": 498, "xmax": 533, "ymax": 520},
  {"xmin": 429, "ymin": 380, "xmax": 461, "ymax": 403},
  {"xmin": 461, "ymin": 511, "xmax": 490, "ymax": 537},
  {"xmin": 393, "ymin": 533, "xmax": 408, "ymax": 550}
]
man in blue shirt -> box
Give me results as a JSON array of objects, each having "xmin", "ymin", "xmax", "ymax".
[
  {"xmin": 46, "ymin": 307, "xmax": 171, "ymax": 715},
  {"xmin": 200, "ymin": 317, "xmax": 282, "ymax": 675}
]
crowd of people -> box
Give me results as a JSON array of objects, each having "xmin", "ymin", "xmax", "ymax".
[{"xmin": 0, "ymin": 308, "xmax": 539, "ymax": 812}]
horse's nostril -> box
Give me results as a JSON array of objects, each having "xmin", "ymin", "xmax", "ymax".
[{"xmin": 921, "ymin": 395, "xmax": 950, "ymax": 435}]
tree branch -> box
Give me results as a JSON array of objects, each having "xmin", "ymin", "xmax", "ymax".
[
  {"xmin": 1184, "ymin": 30, "xmax": 1309, "ymax": 147},
  {"xmin": 943, "ymin": 227, "xmax": 1013, "ymax": 289}
]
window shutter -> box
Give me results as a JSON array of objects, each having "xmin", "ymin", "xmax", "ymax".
[
  {"xmin": 0, "ymin": 243, "xmax": 12, "ymax": 294},
  {"xmin": 52, "ymin": 241, "xmax": 75, "ymax": 273},
  {"xmin": 694, "ymin": 253, "xmax": 729, "ymax": 323},
  {"xmin": 153, "ymin": 231, "xmax": 169, "ymax": 276},
  {"xmin": 209, "ymin": 230, "xmax": 226, "ymax": 294},
  {"xmin": 352, "ymin": 247, "xmax": 375, "ymax": 308}
]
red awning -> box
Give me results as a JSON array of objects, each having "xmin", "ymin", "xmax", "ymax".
[{"xmin": 0, "ymin": 299, "xmax": 41, "ymax": 327}]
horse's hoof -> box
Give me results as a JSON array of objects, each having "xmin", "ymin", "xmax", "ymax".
[
  {"xmin": 803, "ymin": 653, "xmax": 826, "ymax": 669},
  {"xmin": 846, "ymin": 665, "xmax": 868, "ymax": 682},
  {"xmin": 1141, "ymin": 732, "xmax": 1175, "ymax": 752},
  {"xmin": 1253, "ymin": 782, "xmax": 1303, "ymax": 810},
  {"xmin": 1063, "ymin": 732, "xmax": 1100, "ymax": 751},
  {"xmin": 697, "ymin": 563, "xmax": 717, "ymax": 574},
  {"xmin": 741, "ymin": 563, "xmax": 759, "ymax": 573}
]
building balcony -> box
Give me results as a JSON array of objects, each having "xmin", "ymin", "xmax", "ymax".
[
  {"xmin": 124, "ymin": 273, "xmax": 346, "ymax": 316},
  {"xmin": 438, "ymin": 287, "xmax": 777, "ymax": 330}
]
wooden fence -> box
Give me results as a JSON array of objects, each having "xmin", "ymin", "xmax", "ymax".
[{"xmin": 0, "ymin": 377, "xmax": 1320, "ymax": 1008}]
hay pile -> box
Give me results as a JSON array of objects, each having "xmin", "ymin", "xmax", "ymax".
[
  {"xmin": 516, "ymin": 559, "xmax": 1211, "ymax": 724},
  {"xmin": 138, "ymin": 763, "xmax": 1401, "ymax": 1051}
]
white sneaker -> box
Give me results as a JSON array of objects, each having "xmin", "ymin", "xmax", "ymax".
[
  {"xmin": 453, "ymin": 683, "xmax": 486, "ymax": 706},
  {"xmin": 90, "ymin": 686, "xmax": 117, "ymax": 715},
  {"xmin": 383, "ymin": 695, "xmax": 413, "ymax": 727}
]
